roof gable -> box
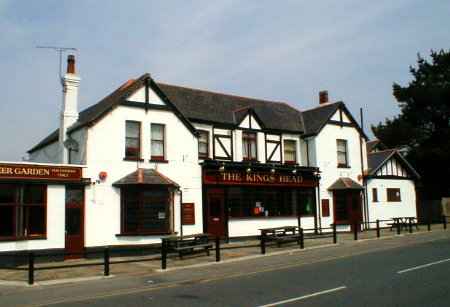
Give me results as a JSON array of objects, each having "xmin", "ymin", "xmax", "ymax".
[{"xmin": 367, "ymin": 149, "xmax": 420, "ymax": 179}]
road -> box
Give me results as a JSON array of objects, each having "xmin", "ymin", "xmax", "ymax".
[{"xmin": 1, "ymin": 231, "xmax": 450, "ymax": 306}]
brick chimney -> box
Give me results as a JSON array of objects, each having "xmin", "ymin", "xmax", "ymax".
[
  {"xmin": 319, "ymin": 90, "xmax": 329, "ymax": 105},
  {"xmin": 59, "ymin": 55, "xmax": 80, "ymax": 164}
]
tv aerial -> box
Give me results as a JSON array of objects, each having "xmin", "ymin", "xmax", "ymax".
[{"xmin": 36, "ymin": 46, "xmax": 78, "ymax": 80}]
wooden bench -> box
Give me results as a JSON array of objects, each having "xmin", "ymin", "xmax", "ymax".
[
  {"xmin": 260, "ymin": 226, "xmax": 302, "ymax": 248},
  {"xmin": 163, "ymin": 234, "xmax": 213, "ymax": 259}
]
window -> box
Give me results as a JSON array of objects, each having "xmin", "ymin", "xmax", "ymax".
[
  {"xmin": 336, "ymin": 139, "xmax": 348, "ymax": 167},
  {"xmin": 227, "ymin": 187, "xmax": 315, "ymax": 218},
  {"xmin": 243, "ymin": 132, "xmax": 257, "ymax": 161},
  {"xmin": 0, "ymin": 184, "xmax": 46, "ymax": 239},
  {"xmin": 125, "ymin": 121, "xmax": 141, "ymax": 160},
  {"xmin": 151, "ymin": 124, "xmax": 165, "ymax": 161},
  {"xmin": 387, "ymin": 188, "xmax": 401, "ymax": 202},
  {"xmin": 198, "ymin": 130, "xmax": 209, "ymax": 159},
  {"xmin": 121, "ymin": 187, "xmax": 172, "ymax": 234},
  {"xmin": 284, "ymin": 140, "xmax": 297, "ymax": 164},
  {"xmin": 372, "ymin": 188, "xmax": 378, "ymax": 202}
]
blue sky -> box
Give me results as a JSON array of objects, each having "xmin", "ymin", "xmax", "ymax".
[{"xmin": 0, "ymin": 0, "xmax": 449, "ymax": 160}]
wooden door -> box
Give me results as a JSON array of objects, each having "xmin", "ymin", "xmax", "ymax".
[
  {"xmin": 65, "ymin": 186, "xmax": 85, "ymax": 259},
  {"xmin": 206, "ymin": 188, "xmax": 226, "ymax": 238},
  {"xmin": 334, "ymin": 190, "xmax": 362, "ymax": 231}
]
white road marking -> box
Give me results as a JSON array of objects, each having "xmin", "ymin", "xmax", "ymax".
[
  {"xmin": 397, "ymin": 258, "xmax": 450, "ymax": 274},
  {"xmin": 256, "ymin": 286, "xmax": 347, "ymax": 307}
]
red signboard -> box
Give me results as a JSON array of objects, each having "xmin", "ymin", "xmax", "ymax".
[
  {"xmin": 0, "ymin": 163, "xmax": 83, "ymax": 181},
  {"xmin": 321, "ymin": 199, "xmax": 330, "ymax": 217},
  {"xmin": 203, "ymin": 171, "xmax": 317, "ymax": 187},
  {"xmin": 182, "ymin": 203, "xmax": 195, "ymax": 225}
]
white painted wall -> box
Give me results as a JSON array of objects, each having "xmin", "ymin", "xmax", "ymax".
[
  {"xmin": 314, "ymin": 123, "xmax": 367, "ymax": 228},
  {"xmin": 367, "ymin": 178, "xmax": 417, "ymax": 227},
  {"xmin": 0, "ymin": 185, "xmax": 66, "ymax": 252},
  {"xmin": 83, "ymin": 104, "xmax": 203, "ymax": 247}
]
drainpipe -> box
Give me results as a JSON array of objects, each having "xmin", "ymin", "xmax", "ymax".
[
  {"xmin": 359, "ymin": 108, "xmax": 369, "ymax": 228},
  {"xmin": 178, "ymin": 188, "xmax": 183, "ymax": 237}
]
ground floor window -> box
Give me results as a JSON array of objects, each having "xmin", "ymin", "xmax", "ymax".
[
  {"xmin": 0, "ymin": 184, "xmax": 46, "ymax": 240},
  {"xmin": 226, "ymin": 187, "xmax": 316, "ymax": 218},
  {"xmin": 121, "ymin": 186, "xmax": 173, "ymax": 234}
]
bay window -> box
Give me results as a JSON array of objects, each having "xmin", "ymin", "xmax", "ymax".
[{"xmin": 121, "ymin": 187, "xmax": 173, "ymax": 234}]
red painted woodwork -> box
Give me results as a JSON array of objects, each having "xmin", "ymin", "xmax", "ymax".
[
  {"xmin": 65, "ymin": 186, "xmax": 85, "ymax": 259},
  {"xmin": 206, "ymin": 188, "xmax": 226, "ymax": 238},
  {"xmin": 333, "ymin": 190, "xmax": 362, "ymax": 231}
]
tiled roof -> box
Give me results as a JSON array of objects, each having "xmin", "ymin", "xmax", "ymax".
[
  {"xmin": 328, "ymin": 177, "xmax": 364, "ymax": 190},
  {"xmin": 367, "ymin": 149, "xmax": 420, "ymax": 179},
  {"xmin": 301, "ymin": 102, "xmax": 341, "ymax": 136},
  {"xmin": 112, "ymin": 168, "xmax": 179, "ymax": 187}
]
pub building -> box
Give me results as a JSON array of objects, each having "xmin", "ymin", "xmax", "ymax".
[{"xmin": 0, "ymin": 55, "xmax": 419, "ymax": 259}]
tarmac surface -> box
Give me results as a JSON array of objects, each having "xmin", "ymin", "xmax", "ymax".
[{"xmin": 0, "ymin": 228, "xmax": 449, "ymax": 306}]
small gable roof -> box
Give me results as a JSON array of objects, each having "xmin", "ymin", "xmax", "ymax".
[
  {"xmin": 112, "ymin": 168, "xmax": 179, "ymax": 187},
  {"xmin": 328, "ymin": 177, "xmax": 364, "ymax": 190},
  {"xmin": 367, "ymin": 149, "xmax": 420, "ymax": 179},
  {"xmin": 301, "ymin": 102, "xmax": 368, "ymax": 140}
]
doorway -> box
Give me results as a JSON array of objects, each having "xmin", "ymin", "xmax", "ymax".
[
  {"xmin": 333, "ymin": 190, "xmax": 362, "ymax": 231},
  {"xmin": 206, "ymin": 188, "xmax": 226, "ymax": 238},
  {"xmin": 65, "ymin": 186, "xmax": 85, "ymax": 259}
]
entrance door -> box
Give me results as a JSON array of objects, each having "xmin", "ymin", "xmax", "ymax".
[
  {"xmin": 206, "ymin": 188, "xmax": 226, "ymax": 238},
  {"xmin": 334, "ymin": 190, "xmax": 362, "ymax": 231},
  {"xmin": 65, "ymin": 186, "xmax": 85, "ymax": 259}
]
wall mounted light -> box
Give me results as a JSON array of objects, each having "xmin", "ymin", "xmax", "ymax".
[
  {"xmin": 219, "ymin": 163, "xmax": 225, "ymax": 172},
  {"xmin": 292, "ymin": 169, "xmax": 297, "ymax": 174},
  {"xmin": 246, "ymin": 167, "xmax": 252, "ymax": 173}
]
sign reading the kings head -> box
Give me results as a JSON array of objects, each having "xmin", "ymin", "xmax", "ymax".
[
  {"xmin": 203, "ymin": 171, "xmax": 318, "ymax": 187},
  {"xmin": 0, "ymin": 163, "xmax": 82, "ymax": 181}
]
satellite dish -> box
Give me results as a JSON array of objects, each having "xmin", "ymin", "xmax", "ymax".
[{"xmin": 64, "ymin": 138, "xmax": 79, "ymax": 152}]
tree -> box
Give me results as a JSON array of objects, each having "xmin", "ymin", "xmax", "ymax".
[{"xmin": 372, "ymin": 50, "xmax": 450, "ymax": 198}]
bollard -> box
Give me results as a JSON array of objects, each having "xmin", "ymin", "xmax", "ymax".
[
  {"xmin": 443, "ymin": 216, "xmax": 447, "ymax": 230},
  {"xmin": 300, "ymin": 228, "xmax": 304, "ymax": 249},
  {"xmin": 408, "ymin": 219, "xmax": 413, "ymax": 234},
  {"xmin": 103, "ymin": 247, "xmax": 110, "ymax": 276},
  {"xmin": 28, "ymin": 252, "xmax": 34, "ymax": 285},
  {"xmin": 333, "ymin": 224, "xmax": 337, "ymax": 244},
  {"xmin": 376, "ymin": 220, "xmax": 380, "ymax": 238},
  {"xmin": 260, "ymin": 232, "xmax": 266, "ymax": 255},
  {"xmin": 353, "ymin": 222, "xmax": 358, "ymax": 241},
  {"xmin": 396, "ymin": 221, "xmax": 401, "ymax": 235},
  {"xmin": 428, "ymin": 216, "xmax": 431, "ymax": 231},
  {"xmin": 215, "ymin": 236, "xmax": 220, "ymax": 262},
  {"xmin": 161, "ymin": 239, "xmax": 167, "ymax": 270}
]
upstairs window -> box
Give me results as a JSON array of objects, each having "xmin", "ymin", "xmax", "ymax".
[
  {"xmin": 336, "ymin": 139, "xmax": 348, "ymax": 167},
  {"xmin": 243, "ymin": 132, "xmax": 257, "ymax": 161},
  {"xmin": 125, "ymin": 121, "xmax": 141, "ymax": 160},
  {"xmin": 284, "ymin": 140, "xmax": 297, "ymax": 164},
  {"xmin": 198, "ymin": 130, "xmax": 209, "ymax": 159},
  {"xmin": 387, "ymin": 188, "xmax": 401, "ymax": 202},
  {"xmin": 372, "ymin": 188, "xmax": 378, "ymax": 202},
  {"xmin": 151, "ymin": 124, "xmax": 165, "ymax": 161}
]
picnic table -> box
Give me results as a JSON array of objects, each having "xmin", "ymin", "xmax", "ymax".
[
  {"xmin": 389, "ymin": 217, "xmax": 419, "ymax": 232},
  {"xmin": 259, "ymin": 226, "xmax": 304, "ymax": 253},
  {"xmin": 162, "ymin": 233, "xmax": 212, "ymax": 259}
]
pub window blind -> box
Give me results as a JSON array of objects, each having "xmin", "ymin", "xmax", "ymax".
[
  {"xmin": 387, "ymin": 188, "xmax": 401, "ymax": 202},
  {"xmin": 198, "ymin": 130, "xmax": 209, "ymax": 159},
  {"xmin": 243, "ymin": 132, "xmax": 257, "ymax": 160},
  {"xmin": 337, "ymin": 139, "xmax": 348, "ymax": 167},
  {"xmin": 284, "ymin": 140, "xmax": 297, "ymax": 163}
]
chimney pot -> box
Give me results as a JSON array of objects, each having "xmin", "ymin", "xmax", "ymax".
[
  {"xmin": 67, "ymin": 55, "xmax": 76, "ymax": 74},
  {"xmin": 319, "ymin": 90, "xmax": 329, "ymax": 105}
]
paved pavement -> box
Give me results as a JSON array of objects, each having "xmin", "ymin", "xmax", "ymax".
[
  {"xmin": 0, "ymin": 225, "xmax": 440, "ymax": 283},
  {"xmin": 0, "ymin": 229, "xmax": 449, "ymax": 306}
]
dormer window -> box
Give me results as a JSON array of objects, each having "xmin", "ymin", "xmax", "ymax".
[
  {"xmin": 243, "ymin": 132, "xmax": 257, "ymax": 161},
  {"xmin": 125, "ymin": 121, "xmax": 141, "ymax": 160}
]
